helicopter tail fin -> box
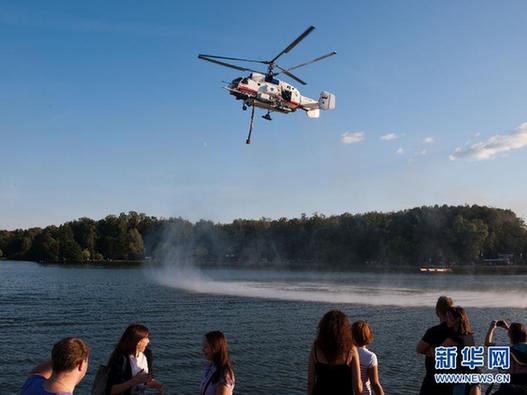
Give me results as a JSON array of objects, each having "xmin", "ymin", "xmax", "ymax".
[{"xmin": 318, "ymin": 91, "xmax": 336, "ymax": 110}]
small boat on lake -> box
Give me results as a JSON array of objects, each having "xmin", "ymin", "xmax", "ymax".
[{"xmin": 419, "ymin": 266, "xmax": 453, "ymax": 273}]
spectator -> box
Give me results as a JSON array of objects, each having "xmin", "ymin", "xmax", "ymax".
[
  {"xmin": 21, "ymin": 337, "xmax": 89, "ymax": 395},
  {"xmin": 106, "ymin": 324, "xmax": 163, "ymax": 395},
  {"xmin": 200, "ymin": 331, "xmax": 235, "ymax": 395},
  {"xmin": 416, "ymin": 295, "xmax": 455, "ymax": 395},
  {"xmin": 352, "ymin": 320, "xmax": 384, "ymax": 395},
  {"xmin": 308, "ymin": 310, "xmax": 362, "ymax": 395}
]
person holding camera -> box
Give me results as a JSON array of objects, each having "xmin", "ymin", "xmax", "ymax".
[{"xmin": 485, "ymin": 320, "xmax": 527, "ymax": 395}]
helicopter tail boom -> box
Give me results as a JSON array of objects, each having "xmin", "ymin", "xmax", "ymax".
[{"xmin": 301, "ymin": 91, "xmax": 336, "ymax": 115}]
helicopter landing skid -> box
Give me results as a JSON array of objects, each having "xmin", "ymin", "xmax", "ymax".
[
  {"xmin": 262, "ymin": 111, "xmax": 272, "ymax": 121},
  {"xmin": 246, "ymin": 105, "xmax": 256, "ymax": 144}
]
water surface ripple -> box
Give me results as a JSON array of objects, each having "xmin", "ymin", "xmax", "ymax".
[{"xmin": 1, "ymin": 261, "xmax": 526, "ymax": 395}]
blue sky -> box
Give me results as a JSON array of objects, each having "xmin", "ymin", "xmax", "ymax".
[{"xmin": 1, "ymin": 1, "xmax": 526, "ymax": 230}]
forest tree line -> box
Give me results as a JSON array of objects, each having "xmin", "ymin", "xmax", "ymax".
[{"xmin": 1, "ymin": 205, "xmax": 527, "ymax": 267}]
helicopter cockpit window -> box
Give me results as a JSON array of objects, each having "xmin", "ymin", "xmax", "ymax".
[
  {"xmin": 264, "ymin": 75, "xmax": 279, "ymax": 85},
  {"xmin": 241, "ymin": 78, "xmax": 249, "ymax": 84},
  {"xmin": 231, "ymin": 78, "xmax": 242, "ymax": 85}
]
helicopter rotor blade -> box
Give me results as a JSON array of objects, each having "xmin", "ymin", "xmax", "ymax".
[
  {"xmin": 274, "ymin": 64, "xmax": 307, "ymax": 85},
  {"xmin": 270, "ymin": 25, "xmax": 315, "ymax": 64},
  {"xmin": 198, "ymin": 55, "xmax": 263, "ymax": 73},
  {"xmin": 277, "ymin": 51, "xmax": 337, "ymax": 74},
  {"xmin": 198, "ymin": 54, "xmax": 268, "ymax": 64}
]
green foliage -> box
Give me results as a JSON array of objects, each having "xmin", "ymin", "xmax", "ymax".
[
  {"xmin": 126, "ymin": 228, "xmax": 144, "ymax": 260},
  {"xmin": 1, "ymin": 206, "xmax": 526, "ymax": 266}
]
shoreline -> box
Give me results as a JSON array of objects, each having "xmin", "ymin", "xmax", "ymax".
[{"xmin": 3, "ymin": 258, "xmax": 527, "ymax": 275}]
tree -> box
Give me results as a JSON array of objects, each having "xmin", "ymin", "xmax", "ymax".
[
  {"xmin": 451, "ymin": 216, "xmax": 488, "ymax": 263},
  {"xmin": 2, "ymin": 206, "xmax": 526, "ymax": 267},
  {"xmin": 126, "ymin": 228, "xmax": 144, "ymax": 260},
  {"xmin": 70, "ymin": 218, "xmax": 98, "ymax": 256},
  {"xmin": 28, "ymin": 230, "xmax": 60, "ymax": 262}
]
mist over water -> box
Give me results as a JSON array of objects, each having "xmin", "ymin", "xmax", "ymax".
[
  {"xmin": 148, "ymin": 215, "xmax": 527, "ymax": 308},
  {"xmin": 150, "ymin": 263, "xmax": 527, "ymax": 308}
]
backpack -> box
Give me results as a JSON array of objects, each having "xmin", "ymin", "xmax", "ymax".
[
  {"xmin": 91, "ymin": 364, "xmax": 110, "ymax": 395},
  {"xmin": 91, "ymin": 356, "xmax": 127, "ymax": 395}
]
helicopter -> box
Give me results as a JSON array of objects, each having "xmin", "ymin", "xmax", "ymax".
[{"xmin": 198, "ymin": 26, "xmax": 336, "ymax": 144}]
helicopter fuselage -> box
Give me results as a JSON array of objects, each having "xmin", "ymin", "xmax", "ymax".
[{"xmin": 227, "ymin": 72, "xmax": 319, "ymax": 114}]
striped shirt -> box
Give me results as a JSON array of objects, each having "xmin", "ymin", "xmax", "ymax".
[{"xmin": 357, "ymin": 346, "xmax": 378, "ymax": 395}]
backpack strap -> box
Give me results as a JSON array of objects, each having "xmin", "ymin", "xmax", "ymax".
[
  {"xmin": 145, "ymin": 348, "xmax": 154, "ymax": 373},
  {"xmin": 200, "ymin": 367, "xmax": 214, "ymax": 395},
  {"xmin": 120, "ymin": 355, "xmax": 128, "ymax": 381}
]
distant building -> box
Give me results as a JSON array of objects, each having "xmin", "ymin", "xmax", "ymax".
[{"xmin": 482, "ymin": 254, "xmax": 514, "ymax": 266}]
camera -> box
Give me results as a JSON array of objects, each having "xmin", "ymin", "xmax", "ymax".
[{"xmin": 496, "ymin": 320, "xmax": 507, "ymax": 328}]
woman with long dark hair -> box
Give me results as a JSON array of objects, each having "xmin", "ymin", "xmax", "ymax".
[
  {"xmin": 308, "ymin": 310, "xmax": 362, "ymax": 395},
  {"xmin": 442, "ymin": 306, "xmax": 480, "ymax": 395},
  {"xmin": 106, "ymin": 324, "xmax": 164, "ymax": 395},
  {"xmin": 200, "ymin": 331, "xmax": 235, "ymax": 395}
]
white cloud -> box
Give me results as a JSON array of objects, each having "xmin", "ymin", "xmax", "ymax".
[
  {"xmin": 419, "ymin": 149, "xmax": 427, "ymax": 156},
  {"xmin": 380, "ymin": 133, "xmax": 398, "ymax": 141},
  {"xmin": 395, "ymin": 147, "xmax": 404, "ymax": 155},
  {"xmin": 449, "ymin": 122, "xmax": 527, "ymax": 161},
  {"xmin": 423, "ymin": 137, "xmax": 436, "ymax": 144},
  {"xmin": 341, "ymin": 131, "xmax": 365, "ymax": 145}
]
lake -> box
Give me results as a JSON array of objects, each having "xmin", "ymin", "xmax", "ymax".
[{"xmin": 1, "ymin": 260, "xmax": 526, "ymax": 394}]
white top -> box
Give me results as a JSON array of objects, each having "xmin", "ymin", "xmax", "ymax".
[
  {"xmin": 129, "ymin": 352, "xmax": 149, "ymax": 395},
  {"xmin": 200, "ymin": 362, "xmax": 235, "ymax": 395},
  {"xmin": 357, "ymin": 346, "xmax": 378, "ymax": 395}
]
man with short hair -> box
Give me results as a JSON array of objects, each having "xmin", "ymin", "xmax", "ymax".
[
  {"xmin": 21, "ymin": 337, "xmax": 89, "ymax": 395},
  {"xmin": 416, "ymin": 295, "xmax": 454, "ymax": 395}
]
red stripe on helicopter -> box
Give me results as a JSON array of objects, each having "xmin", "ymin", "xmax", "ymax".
[
  {"xmin": 236, "ymin": 86, "xmax": 299, "ymax": 108},
  {"xmin": 238, "ymin": 86, "xmax": 257, "ymax": 94},
  {"xmin": 286, "ymin": 101, "xmax": 300, "ymax": 108}
]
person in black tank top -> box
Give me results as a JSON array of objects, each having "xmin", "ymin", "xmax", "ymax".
[{"xmin": 308, "ymin": 310, "xmax": 362, "ymax": 395}]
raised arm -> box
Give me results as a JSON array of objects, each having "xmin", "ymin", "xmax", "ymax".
[
  {"xmin": 485, "ymin": 321, "xmax": 497, "ymax": 346},
  {"xmin": 28, "ymin": 360, "xmax": 53, "ymax": 379}
]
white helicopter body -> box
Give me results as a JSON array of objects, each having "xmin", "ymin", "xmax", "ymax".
[{"xmin": 227, "ymin": 72, "xmax": 335, "ymax": 119}]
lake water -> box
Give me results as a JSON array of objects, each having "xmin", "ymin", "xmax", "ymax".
[{"xmin": 1, "ymin": 260, "xmax": 526, "ymax": 394}]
